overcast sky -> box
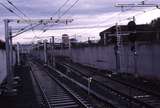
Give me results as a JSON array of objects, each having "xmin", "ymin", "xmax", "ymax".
[{"xmin": 0, "ymin": 0, "xmax": 160, "ymax": 43}]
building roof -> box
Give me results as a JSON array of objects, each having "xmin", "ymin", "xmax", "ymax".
[
  {"xmin": 99, "ymin": 24, "xmax": 159, "ymax": 43},
  {"xmin": 100, "ymin": 24, "xmax": 153, "ymax": 37}
]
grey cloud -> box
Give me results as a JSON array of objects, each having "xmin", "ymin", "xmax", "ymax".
[{"xmin": 0, "ymin": 0, "xmax": 159, "ymax": 40}]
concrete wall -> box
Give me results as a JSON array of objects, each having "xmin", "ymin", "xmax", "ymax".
[
  {"xmin": 52, "ymin": 42, "xmax": 160, "ymax": 78},
  {"xmin": 0, "ymin": 50, "xmax": 7, "ymax": 84},
  {"xmin": 33, "ymin": 42, "xmax": 160, "ymax": 79},
  {"xmin": 0, "ymin": 50, "xmax": 16, "ymax": 84}
]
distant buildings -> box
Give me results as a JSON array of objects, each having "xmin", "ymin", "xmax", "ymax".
[
  {"xmin": 62, "ymin": 34, "xmax": 69, "ymax": 46},
  {"xmin": 99, "ymin": 23, "xmax": 160, "ymax": 45}
]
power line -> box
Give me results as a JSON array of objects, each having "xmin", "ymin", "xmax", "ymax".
[
  {"xmin": 0, "ymin": 2, "xmax": 40, "ymax": 40},
  {"xmin": 5, "ymin": 0, "xmax": 41, "ymax": 38},
  {"xmin": 39, "ymin": 0, "xmax": 80, "ymax": 36},
  {"xmin": 6, "ymin": 0, "xmax": 28, "ymax": 18},
  {"xmin": 40, "ymin": 0, "xmax": 71, "ymax": 36},
  {"xmin": 53, "ymin": 0, "xmax": 71, "ymax": 18},
  {"xmin": 6, "ymin": 0, "xmax": 40, "ymax": 35},
  {"xmin": 0, "ymin": 2, "xmax": 24, "ymax": 19},
  {"xmin": 60, "ymin": 0, "xmax": 80, "ymax": 18}
]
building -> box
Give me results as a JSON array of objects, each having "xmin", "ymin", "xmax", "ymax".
[
  {"xmin": 99, "ymin": 23, "xmax": 160, "ymax": 45},
  {"xmin": 62, "ymin": 34, "xmax": 69, "ymax": 46}
]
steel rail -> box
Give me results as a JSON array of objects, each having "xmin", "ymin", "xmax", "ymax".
[
  {"xmin": 31, "ymin": 60, "xmax": 93, "ymax": 108},
  {"xmin": 62, "ymin": 62, "xmax": 160, "ymax": 98},
  {"xmin": 46, "ymin": 65, "xmax": 120, "ymax": 108},
  {"xmin": 46, "ymin": 71, "xmax": 91, "ymax": 108},
  {"xmin": 57, "ymin": 62, "xmax": 155, "ymax": 108},
  {"xmin": 29, "ymin": 62, "xmax": 52, "ymax": 108}
]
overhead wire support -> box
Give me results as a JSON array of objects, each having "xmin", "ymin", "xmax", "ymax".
[
  {"xmin": 116, "ymin": 3, "xmax": 160, "ymax": 7},
  {"xmin": 115, "ymin": 2, "xmax": 160, "ymax": 11},
  {"xmin": 8, "ymin": 18, "xmax": 73, "ymax": 38},
  {"xmin": 6, "ymin": 0, "xmax": 40, "ymax": 37},
  {"xmin": 41, "ymin": 0, "xmax": 70, "ymax": 35},
  {"xmin": 0, "ymin": 1, "xmax": 38, "ymax": 37},
  {"xmin": 40, "ymin": 0, "xmax": 80, "ymax": 36},
  {"xmin": 4, "ymin": 17, "xmax": 73, "ymax": 95},
  {"xmin": 12, "ymin": 23, "xmax": 41, "ymax": 38}
]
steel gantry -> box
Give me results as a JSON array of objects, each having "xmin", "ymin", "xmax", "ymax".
[{"xmin": 4, "ymin": 18, "xmax": 73, "ymax": 95}]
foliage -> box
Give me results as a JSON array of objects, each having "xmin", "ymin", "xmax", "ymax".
[
  {"xmin": 150, "ymin": 17, "xmax": 160, "ymax": 30},
  {"xmin": 0, "ymin": 40, "xmax": 5, "ymax": 49}
]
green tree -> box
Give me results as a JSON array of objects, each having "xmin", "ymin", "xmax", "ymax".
[{"xmin": 150, "ymin": 17, "xmax": 160, "ymax": 30}]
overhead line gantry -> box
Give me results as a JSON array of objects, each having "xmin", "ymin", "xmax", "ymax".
[{"xmin": 4, "ymin": 18, "xmax": 73, "ymax": 95}]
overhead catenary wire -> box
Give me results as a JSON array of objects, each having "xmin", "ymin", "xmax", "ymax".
[
  {"xmin": 39, "ymin": 0, "xmax": 72, "ymax": 36},
  {"xmin": 5, "ymin": 0, "xmax": 41, "ymax": 38},
  {"xmin": 33, "ymin": 2, "xmax": 158, "ymax": 41},
  {"xmin": 6, "ymin": 0, "xmax": 75, "ymax": 43},
  {"xmin": 59, "ymin": 0, "xmax": 80, "ymax": 18},
  {"xmin": 42, "ymin": 5, "xmax": 152, "ymax": 32},
  {"xmin": 37, "ymin": 0, "xmax": 77, "ymax": 38},
  {"xmin": 6, "ymin": 0, "xmax": 28, "ymax": 18},
  {"xmin": 38, "ymin": 0, "xmax": 80, "ymax": 36},
  {"xmin": 0, "ymin": 2, "xmax": 24, "ymax": 20},
  {"xmin": 0, "ymin": 1, "xmax": 39, "ymax": 39},
  {"xmin": 39, "ymin": 1, "xmax": 154, "ymax": 38},
  {"xmin": 10, "ymin": 0, "xmax": 159, "ymax": 43},
  {"xmin": 53, "ymin": 0, "xmax": 71, "ymax": 18}
]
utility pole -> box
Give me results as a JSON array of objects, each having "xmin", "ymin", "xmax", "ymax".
[
  {"xmin": 68, "ymin": 37, "xmax": 72, "ymax": 60},
  {"xmin": 9, "ymin": 27, "xmax": 13, "ymax": 75},
  {"xmin": 5, "ymin": 19, "xmax": 12, "ymax": 94},
  {"xmin": 115, "ymin": 23, "xmax": 121, "ymax": 73},
  {"xmin": 51, "ymin": 36, "xmax": 55, "ymax": 67}
]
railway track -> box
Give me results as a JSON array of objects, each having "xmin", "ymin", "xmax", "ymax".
[
  {"xmin": 29, "ymin": 61, "xmax": 93, "ymax": 108},
  {"xmin": 57, "ymin": 62, "xmax": 160, "ymax": 108}
]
